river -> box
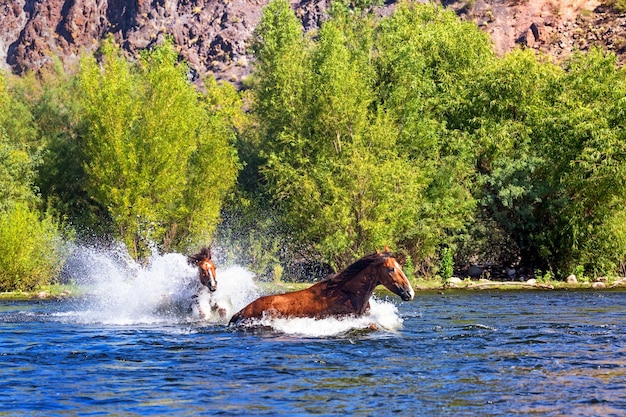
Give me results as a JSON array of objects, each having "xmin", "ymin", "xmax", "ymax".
[{"xmin": 1, "ymin": 248, "xmax": 625, "ymax": 416}]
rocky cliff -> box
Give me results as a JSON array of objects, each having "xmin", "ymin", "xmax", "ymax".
[{"xmin": 1, "ymin": 0, "xmax": 625, "ymax": 85}]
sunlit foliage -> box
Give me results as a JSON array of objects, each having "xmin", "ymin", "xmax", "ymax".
[
  {"xmin": 0, "ymin": 73, "xmax": 68, "ymax": 290},
  {"xmin": 78, "ymin": 38, "xmax": 239, "ymax": 259},
  {"xmin": 2, "ymin": 0, "xmax": 626, "ymax": 286}
]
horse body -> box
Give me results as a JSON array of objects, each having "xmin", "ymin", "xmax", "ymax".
[{"xmin": 229, "ymin": 249, "xmax": 414, "ymax": 326}]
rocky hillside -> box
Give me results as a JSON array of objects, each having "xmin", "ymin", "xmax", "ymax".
[{"xmin": 1, "ymin": 0, "xmax": 625, "ymax": 85}]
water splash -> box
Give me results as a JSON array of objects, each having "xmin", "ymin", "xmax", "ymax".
[
  {"xmin": 58, "ymin": 244, "xmax": 405, "ymax": 336},
  {"xmin": 61, "ymin": 244, "xmax": 259, "ymax": 326},
  {"xmin": 240, "ymin": 298, "xmax": 404, "ymax": 337}
]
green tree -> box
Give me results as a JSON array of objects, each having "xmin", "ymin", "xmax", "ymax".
[
  {"xmin": 78, "ymin": 38, "xmax": 239, "ymax": 259},
  {"xmin": 542, "ymin": 49, "xmax": 626, "ymax": 276},
  {"xmin": 459, "ymin": 49, "xmax": 562, "ymax": 269},
  {"xmin": 0, "ymin": 74, "xmax": 39, "ymax": 211},
  {"xmin": 182, "ymin": 77, "xmax": 242, "ymax": 248},
  {"xmin": 0, "ymin": 72, "xmax": 69, "ymax": 291},
  {"xmin": 251, "ymin": 1, "xmax": 445, "ymax": 269},
  {"xmin": 0, "ymin": 127, "xmax": 37, "ymax": 213},
  {"xmin": 11, "ymin": 61, "xmax": 107, "ymax": 234},
  {"xmin": 375, "ymin": 2, "xmax": 488, "ymax": 265},
  {"xmin": 459, "ymin": 46, "xmax": 626, "ymax": 278}
]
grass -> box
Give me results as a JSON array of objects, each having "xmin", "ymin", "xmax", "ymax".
[{"xmin": 0, "ymin": 283, "xmax": 80, "ymax": 301}]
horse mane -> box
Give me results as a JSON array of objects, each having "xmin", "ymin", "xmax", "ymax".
[
  {"xmin": 325, "ymin": 251, "xmax": 392, "ymax": 288},
  {"xmin": 188, "ymin": 246, "xmax": 211, "ymax": 265}
]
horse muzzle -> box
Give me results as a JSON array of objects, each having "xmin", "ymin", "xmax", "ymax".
[
  {"xmin": 400, "ymin": 289, "xmax": 414, "ymax": 301},
  {"xmin": 201, "ymin": 277, "xmax": 217, "ymax": 292}
]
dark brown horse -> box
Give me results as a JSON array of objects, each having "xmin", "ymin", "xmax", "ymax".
[
  {"xmin": 188, "ymin": 247, "xmax": 217, "ymax": 292},
  {"xmin": 229, "ymin": 249, "xmax": 414, "ymax": 326}
]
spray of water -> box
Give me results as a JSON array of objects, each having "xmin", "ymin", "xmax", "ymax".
[{"xmin": 62, "ymin": 244, "xmax": 259, "ymax": 326}]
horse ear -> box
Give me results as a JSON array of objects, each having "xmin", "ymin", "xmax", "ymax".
[{"xmin": 383, "ymin": 245, "xmax": 390, "ymax": 253}]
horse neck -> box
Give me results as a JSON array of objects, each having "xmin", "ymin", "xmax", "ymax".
[{"xmin": 331, "ymin": 264, "xmax": 380, "ymax": 308}]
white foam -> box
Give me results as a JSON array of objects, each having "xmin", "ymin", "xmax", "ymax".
[{"xmin": 245, "ymin": 298, "xmax": 404, "ymax": 337}]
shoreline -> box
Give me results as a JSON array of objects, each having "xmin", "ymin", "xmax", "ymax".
[{"xmin": 3, "ymin": 278, "xmax": 626, "ymax": 301}]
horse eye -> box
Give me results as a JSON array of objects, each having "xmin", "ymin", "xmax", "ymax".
[{"xmin": 388, "ymin": 267, "xmax": 395, "ymax": 273}]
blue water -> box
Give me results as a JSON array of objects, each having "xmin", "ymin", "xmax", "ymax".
[{"xmin": 2, "ymin": 289, "xmax": 626, "ymax": 416}]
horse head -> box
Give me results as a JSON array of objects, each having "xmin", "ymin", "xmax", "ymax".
[
  {"xmin": 376, "ymin": 250, "xmax": 414, "ymax": 301},
  {"xmin": 188, "ymin": 247, "xmax": 217, "ymax": 292}
]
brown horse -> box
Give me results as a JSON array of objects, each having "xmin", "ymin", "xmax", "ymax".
[
  {"xmin": 229, "ymin": 249, "xmax": 414, "ymax": 326},
  {"xmin": 188, "ymin": 247, "xmax": 217, "ymax": 292}
]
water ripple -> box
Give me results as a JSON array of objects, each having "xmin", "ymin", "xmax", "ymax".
[{"xmin": 2, "ymin": 290, "xmax": 626, "ymax": 415}]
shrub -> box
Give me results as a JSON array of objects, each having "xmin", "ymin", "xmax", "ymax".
[
  {"xmin": 439, "ymin": 246, "xmax": 454, "ymax": 283},
  {"xmin": 0, "ymin": 204, "xmax": 68, "ymax": 291}
]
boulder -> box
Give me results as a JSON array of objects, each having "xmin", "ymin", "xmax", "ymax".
[
  {"xmin": 566, "ymin": 274, "xmax": 578, "ymax": 284},
  {"xmin": 447, "ymin": 277, "xmax": 463, "ymax": 287}
]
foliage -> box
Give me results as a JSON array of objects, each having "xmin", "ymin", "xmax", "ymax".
[
  {"xmin": 78, "ymin": 37, "xmax": 239, "ymax": 259},
  {"xmin": 0, "ymin": 204, "xmax": 69, "ymax": 291},
  {"xmin": 460, "ymin": 49, "xmax": 563, "ymax": 270},
  {"xmin": 0, "ymin": 75, "xmax": 40, "ymax": 212},
  {"xmin": 376, "ymin": 2, "xmax": 492, "ymax": 263},
  {"xmin": 0, "ymin": 127, "xmax": 38, "ymax": 212},
  {"xmin": 456, "ymin": 45, "xmax": 626, "ymax": 278},
  {"xmin": 2, "ymin": 0, "xmax": 626, "ymax": 282},
  {"xmin": 439, "ymin": 246, "xmax": 454, "ymax": 282},
  {"xmin": 546, "ymin": 49, "xmax": 626, "ymax": 277},
  {"xmin": 0, "ymin": 72, "xmax": 71, "ymax": 292},
  {"xmin": 403, "ymin": 255, "xmax": 416, "ymax": 281},
  {"xmin": 10, "ymin": 62, "xmax": 108, "ymax": 235},
  {"xmin": 249, "ymin": 1, "xmax": 484, "ymax": 269},
  {"xmin": 605, "ymin": 0, "xmax": 626, "ymax": 12},
  {"xmin": 0, "ymin": 73, "xmax": 38, "ymax": 150}
]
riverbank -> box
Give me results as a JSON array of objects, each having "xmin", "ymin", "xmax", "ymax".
[
  {"xmin": 0, "ymin": 284, "xmax": 77, "ymax": 301},
  {"xmin": 439, "ymin": 276, "xmax": 626, "ymax": 291},
  {"xmin": 3, "ymin": 276, "xmax": 626, "ymax": 301}
]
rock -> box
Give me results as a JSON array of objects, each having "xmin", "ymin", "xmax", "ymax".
[
  {"xmin": 2, "ymin": 0, "xmax": 626, "ymax": 86},
  {"xmin": 592, "ymin": 281, "xmax": 606, "ymax": 289},
  {"xmin": 447, "ymin": 277, "xmax": 463, "ymax": 287},
  {"xmin": 526, "ymin": 278, "xmax": 537, "ymax": 285},
  {"xmin": 566, "ymin": 274, "xmax": 578, "ymax": 284},
  {"xmin": 1, "ymin": 0, "xmax": 329, "ymax": 85}
]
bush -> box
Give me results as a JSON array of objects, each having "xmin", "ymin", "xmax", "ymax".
[
  {"xmin": 0, "ymin": 204, "xmax": 68, "ymax": 291},
  {"xmin": 439, "ymin": 246, "xmax": 454, "ymax": 283}
]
